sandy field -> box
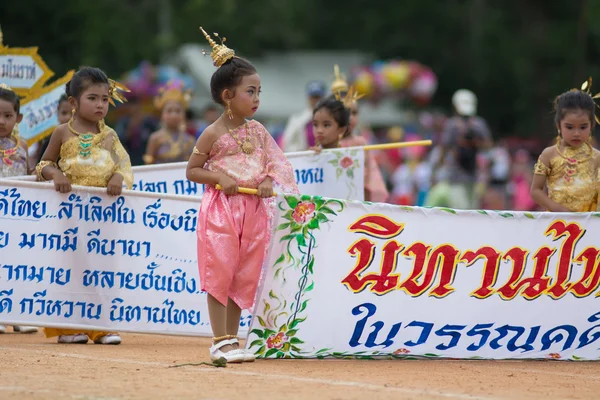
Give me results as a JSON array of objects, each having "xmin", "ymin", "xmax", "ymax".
[{"xmin": 0, "ymin": 331, "xmax": 598, "ymax": 400}]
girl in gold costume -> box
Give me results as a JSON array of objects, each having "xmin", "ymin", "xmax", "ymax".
[
  {"xmin": 143, "ymin": 81, "xmax": 195, "ymax": 164},
  {"xmin": 531, "ymin": 80, "xmax": 600, "ymax": 212},
  {"xmin": 36, "ymin": 67, "xmax": 133, "ymax": 345}
]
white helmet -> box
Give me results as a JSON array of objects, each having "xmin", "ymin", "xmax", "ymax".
[{"xmin": 452, "ymin": 89, "xmax": 477, "ymax": 116}]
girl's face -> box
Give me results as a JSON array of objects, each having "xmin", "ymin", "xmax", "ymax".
[
  {"xmin": 0, "ymin": 99, "xmax": 21, "ymax": 139},
  {"xmin": 227, "ymin": 74, "xmax": 261, "ymax": 118},
  {"xmin": 72, "ymin": 83, "xmax": 109, "ymax": 123},
  {"xmin": 557, "ymin": 109, "xmax": 592, "ymax": 148},
  {"xmin": 161, "ymin": 100, "xmax": 184, "ymax": 130},
  {"xmin": 348, "ymin": 102, "xmax": 359, "ymax": 133},
  {"xmin": 313, "ymin": 108, "xmax": 346, "ymax": 148},
  {"xmin": 57, "ymin": 101, "xmax": 72, "ymax": 124}
]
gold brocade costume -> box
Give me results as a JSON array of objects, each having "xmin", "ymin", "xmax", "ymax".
[
  {"xmin": 534, "ymin": 144, "xmax": 599, "ymax": 212},
  {"xmin": 42, "ymin": 125, "xmax": 133, "ymax": 342},
  {"xmin": 58, "ymin": 126, "xmax": 133, "ymax": 189}
]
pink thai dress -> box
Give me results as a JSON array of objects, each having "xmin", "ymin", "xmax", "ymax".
[
  {"xmin": 340, "ymin": 135, "xmax": 389, "ymax": 203},
  {"xmin": 197, "ymin": 120, "xmax": 298, "ymax": 309}
]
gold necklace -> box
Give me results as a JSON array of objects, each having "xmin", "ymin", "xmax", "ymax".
[
  {"xmin": 162, "ymin": 130, "xmax": 185, "ymax": 158},
  {"xmin": 224, "ymin": 118, "xmax": 254, "ymax": 154},
  {"xmin": 555, "ymin": 142, "xmax": 594, "ymax": 184},
  {"xmin": 68, "ymin": 118, "xmax": 102, "ymax": 159},
  {"xmin": 0, "ymin": 138, "xmax": 18, "ymax": 166},
  {"xmin": 555, "ymin": 142, "xmax": 593, "ymax": 164}
]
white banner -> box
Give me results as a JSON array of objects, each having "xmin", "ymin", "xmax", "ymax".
[
  {"xmin": 246, "ymin": 194, "xmax": 600, "ymax": 360},
  {"xmin": 129, "ymin": 148, "xmax": 365, "ymax": 200},
  {"xmin": 0, "ymin": 181, "xmax": 251, "ymax": 336}
]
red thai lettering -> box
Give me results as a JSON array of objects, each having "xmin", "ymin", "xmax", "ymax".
[
  {"xmin": 348, "ymin": 215, "xmax": 404, "ymax": 239},
  {"xmin": 429, "ymin": 245, "xmax": 461, "ymax": 297},
  {"xmin": 496, "ymin": 247, "xmax": 529, "ymax": 299},
  {"xmin": 398, "ymin": 242, "xmax": 432, "ymax": 296},
  {"xmin": 545, "ymin": 221, "xmax": 585, "ymax": 298},
  {"xmin": 571, "ymin": 248, "xmax": 600, "ymax": 297},
  {"xmin": 342, "ymin": 239, "xmax": 403, "ymax": 295},
  {"xmin": 342, "ymin": 238, "xmax": 376, "ymax": 293},
  {"xmin": 461, "ymin": 247, "xmax": 502, "ymax": 299},
  {"xmin": 521, "ymin": 247, "xmax": 555, "ymax": 299}
]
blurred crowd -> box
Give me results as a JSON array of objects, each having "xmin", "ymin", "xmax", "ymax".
[{"xmin": 106, "ymin": 81, "xmax": 598, "ymax": 212}]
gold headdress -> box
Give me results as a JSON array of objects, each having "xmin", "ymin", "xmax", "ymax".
[
  {"xmin": 331, "ymin": 64, "xmax": 364, "ymax": 108},
  {"xmin": 108, "ymin": 79, "xmax": 130, "ymax": 106},
  {"xmin": 154, "ymin": 81, "xmax": 192, "ymax": 109},
  {"xmin": 331, "ymin": 64, "xmax": 349, "ymax": 94},
  {"xmin": 0, "ymin": 83, "xmax": 13, "ymax": 92},
  {"xmin": 200, "ymin": 27, "xmax": 235, "ymax": 67},
  {"xmin": 578, "ymin": 77, "xmax": 600, "ymax": 124}
]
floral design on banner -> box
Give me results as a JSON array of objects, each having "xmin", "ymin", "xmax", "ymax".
[
  {"xmin": 247, "ymin": 194, "xmax": 344, "ymax": 359},
  {"xmin": 327, "ymin": 149, "xmax": 361, "ymax": 199}
]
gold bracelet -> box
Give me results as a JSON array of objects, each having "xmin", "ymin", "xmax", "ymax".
[
  {"xmin": 35, "ymin": 160, "xmax": 59, "ymax": 182},
  {"xmin": 193, "ymin": 146, "xmax": 208, "ymax": 156}
]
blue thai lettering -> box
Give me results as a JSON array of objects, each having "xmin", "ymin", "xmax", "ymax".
[
  {"xmin": 577, "ymin": 312, "xmax": 600, "ymax": 349},
  {"xmin": 83, "ymin": 269, "xmax": 100, "ymax": 287},
  {"xmin": 86, "ymin": 230, "xmax": 101, "ymax": 253},
  {"xmin": 404, "ymin": 321, "xmax": 435, "ymax": 347},
  {"xmin": 0, "ymin": 289, "xmax": 13, "ymax": 313},
  {"xmin": 33, "ymin": 290, "xmax": 47, "ymax": 316},
  {"xmin": 0, "ymin": 231, "xmax": 8, "ymax": 248},
  {"xmin": 110, "ymin": 298, "xmax": 125, "ymax": 322},
  {"xmin": 173, "ymin": 179, "xmax": 199, "ymax": 196},
  {"xmin": 541, "ymin": 325, "xmax": 578, "ymax": 351},
  {"xmin": 466, "ymin": 323, "xmax": 494, "ymax": 351},
  {"xmin": 58, "ymin": 194, "xmax": 82, "ymax": 219},
  {"xmin": 350, "ymin": 302, "xmax": 404, "ymax": 348},
  {"xmin": 61, "ymin": 228, "xmax": 78, "ymax": 251},
  {"xmin": 489, "ymin": 325, "xmax": 540, "ymax": 352},
  {"xmin": 27, "ymin": 266, "xmax": 44, "ymax": 283},
  {"xmin": 142, "ymin": 199, "xmax": 161, "ymax": 227},
  {"xmin": 19, "ymin": 233, "xmax": 35, "ymax": 249},
  {"xmin": 434, "ymin": 324, "xmax": 467, "ymax": 350}
]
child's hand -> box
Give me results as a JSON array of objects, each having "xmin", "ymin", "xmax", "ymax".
[
  {"xmin": 53, "ymin": 173, "xmax": 72, "ymax": 194},
  {"xmin": 309, "ymin": 144, "xmax": 323, "ymax": 154},
  {"xmin": 107, "ymin": 174, "xmax": 124, "ymax": 196},
  {"xmin": 218, "ymin": 174, "xmax": 238, "ymax": 195},
  {"xmin": 257, "ymin": 177, "xmax": 273, "ymax": 198}
]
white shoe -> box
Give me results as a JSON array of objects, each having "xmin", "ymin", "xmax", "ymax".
[
  {"xmin": 230, "ymin": 338, "xmax": 256, "ymax": 362},
  {"xmin": 0, "ymin": 325, "xmax": 6, "ymax": 334},
  {"xmin": 210, "ymin": 339, "xmax": 245, "ymax": 363},
  {"xmin": 93, "ymin": 334, "xmax": 122, "ymax": 345},
  {"xmin": 58, "ymin": 334, "xmax": 89, "ymax": 344},
  {"xmin": 13, "ymin": 326, "xmax": 38, "ymax": 334}
]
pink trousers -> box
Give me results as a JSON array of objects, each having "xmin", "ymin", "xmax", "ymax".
[{"xmin": 197, "ymin": 187, "xmax": 268, "ymax": 309}]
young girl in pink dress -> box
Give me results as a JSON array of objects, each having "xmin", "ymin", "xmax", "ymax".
[
  {"xmin": 186, "ymin": 28, "xmax": 298, "ymax": 363},
  {"xmin": 311, "ymin": 66, "xmax": 389, "ymax": 202}
]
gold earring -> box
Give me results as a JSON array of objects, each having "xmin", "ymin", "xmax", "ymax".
[
  {"xmin": 70, "ymin": 108, "xmax": 75, "ymax": 122},
  {"xmin": 180, "ymin": 122, "xmax": 186, "ymax": 132},
  {"xmin": 11, "ymin": 123, "xmax": 19, "ymax": 138},
  {"xmin": 98, "ymin": 119, "xmax": 106, "ymax": 131},
  {"xmin": 226, "ymin": 100, "xmax": 233, "ymax": 120}
]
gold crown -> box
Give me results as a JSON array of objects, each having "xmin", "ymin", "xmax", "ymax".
[
  {"xmin": 331, "ymin": 64, "xmax": 349, "ymax": 94},
  {"xmin": 200, "ymin": 27, "xmax": 235, "ymax": 67},
  {"xmin": 108, "ymin": 79, "xmax": 130, "ymax": 106},
  {"xmin": 154, "ymin": 81, "xmax": 192, "ymax": 109},
  {"xmin": 0, "ymin": 83, "xmax": 13, "ymax": 92},
  {"xmin": 578, "ymin": 77, "xmax": 600, "ymax": 124},
  {"xmin": 331, "ymin": 64, "xmax": 364, "ymax": 107},
  {"xmin": 334, "ymin": 85, "xmax": 364, "ymax": 108}
]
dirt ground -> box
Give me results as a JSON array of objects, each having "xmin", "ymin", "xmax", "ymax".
[{"xmin": 0, "ymin": 331, "xmax": 598, "ymax": 400}]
